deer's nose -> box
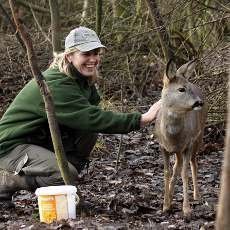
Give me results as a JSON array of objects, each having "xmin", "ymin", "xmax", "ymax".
[{"xmin": 192, "ymin": 100, "xmax": 204, "ymax": 109}]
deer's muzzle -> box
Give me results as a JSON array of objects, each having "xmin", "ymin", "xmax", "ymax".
[{"xmin": 192, "ymin": 100, "xmax": 204, "ymax": 110}]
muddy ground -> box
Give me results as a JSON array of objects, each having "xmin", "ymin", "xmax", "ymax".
[
  {"xmin": 0, "ymin": 32, "xmax": 226, "ymax": 229},
  {"xmin": 0, "ymin": 130, "xmax": 224, "ymax": 230}
]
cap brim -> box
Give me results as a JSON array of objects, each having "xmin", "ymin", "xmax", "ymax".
[{"xmin": 75, "ymin": 41, "xmax": 106, "ymax": 52}]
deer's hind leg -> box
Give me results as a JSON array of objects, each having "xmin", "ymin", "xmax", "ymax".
[
  {"xmin": 190, "ymin": 152, "xmax": 199, "ymax": 200},
  {"xmin": 169, "ymin": 153, "xmax": 183, "ymax": 204},
  {"xmin": 162, "ymin": 150, "xmax": 172, "ymax": 212}
]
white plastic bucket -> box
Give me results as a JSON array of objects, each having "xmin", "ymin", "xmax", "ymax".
[{"xmin": 35, "ymin": 185, "xmax": 79, "ymax": 223}]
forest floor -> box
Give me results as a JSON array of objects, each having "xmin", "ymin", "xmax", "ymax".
[
  {"xmin": 0, "ymin": 32, "xmax": 226, "ymax": 230},
  {"xmin": 0, "ymin": 127, "xmax": 224, "ymax": 230}
]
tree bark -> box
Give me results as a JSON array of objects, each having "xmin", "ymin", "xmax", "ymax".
[
  {"xmin": 81, "ymin": 0, "xmax": 89, "ymax": 24},
  {"xmin": 144, "ymin": 0, "xmax": 174, "ymax": 61},
  {"xmin": 96, "ymin": 0, "xmax": 102, "ymax": 35},
  {"xmin": 216, "ymin": 73, "xmax": 230, "ymax": 229},
  {"xmin": 48, "ymin": 0, "xmax": 62, "ymax": 54},
  {"xmin": 8, "ymin": 0, "xmax": 73, "ymax": 186}
]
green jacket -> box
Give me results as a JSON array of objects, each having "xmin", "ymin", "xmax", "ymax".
[{"xmin": 0, "ymin": 66, "xmax": 141, "ymax": 157}]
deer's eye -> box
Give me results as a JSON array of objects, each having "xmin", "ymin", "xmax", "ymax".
[{"xmin": 178, "ymin": 87, "xmax": 186, "ymax": 92}]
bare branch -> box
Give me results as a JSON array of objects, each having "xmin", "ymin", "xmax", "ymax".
[
  {"xmin": 15, "ymin": 0, "xmax": 50, "ymax": 13},
  {"xmin": 30, "ymin": 5, "xmax": 51, "ymax": 44},
  {"xmin": 0, "ymin": 2, "xmax": 25, "ymax": 51},
  {"xmin": 144, "ymin": 0, "xmax": 174, "ymax": 61}
]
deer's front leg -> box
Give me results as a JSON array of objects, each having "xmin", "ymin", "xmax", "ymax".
[
  {"xmin": 182, "ymin": 151, "xmax": 192, "ymax": 218},
  {"xmin": 190, "ymin": 153, "xmax": 199, "ymax": 200},
  {"xmin": 163, "ymin": 150, "xmax": 171, "ymax": 212}
]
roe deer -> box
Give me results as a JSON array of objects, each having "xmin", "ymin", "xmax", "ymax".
[{"xmin": 155, "ymin": 59, "xmax": 207, "ymax": 218}]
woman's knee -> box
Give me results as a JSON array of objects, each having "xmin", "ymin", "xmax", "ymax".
[
  {"xmin": 34, "ymin": 162, "xmax": 79, "ymax": 187},
  {"xmin": 1, "ymin": 144, "xmax": 79, "ymax": 187}
]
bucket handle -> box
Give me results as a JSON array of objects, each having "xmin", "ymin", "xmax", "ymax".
[{"xmin": 75, "ymin": 193, "xmax": 80, "ymax": 205}]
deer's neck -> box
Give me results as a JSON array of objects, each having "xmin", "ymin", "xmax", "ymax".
[{"xmin": 162, "ymin": 109, "xmax": 185, "ymax": 135}]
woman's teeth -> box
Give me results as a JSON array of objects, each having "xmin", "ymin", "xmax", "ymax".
[{"xmin": 85, "ymin": 64, "xmax": 95, "ymax": 68}]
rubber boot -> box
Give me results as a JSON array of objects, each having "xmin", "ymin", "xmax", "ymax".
[{"xmin": 0, "ymin": 169, "xmax": 36, "ymax": 201}]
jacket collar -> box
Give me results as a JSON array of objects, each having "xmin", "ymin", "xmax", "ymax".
[{"xmin": 69, "ymin": 63, "xmax": 89, "ymax": 86}]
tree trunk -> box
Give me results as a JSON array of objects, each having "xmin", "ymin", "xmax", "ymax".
[
  {"xmin": 96, "ymin": 0, "xmax": 102, "ymax": 35},
  {"xmin": 81, "ymin": 0, "xmax": 89, "ymax": 24},
  {"xmin": 110, "ymin": 0, "xmax": 116, "ymax": 18},
  {"xmin": 49, "ymin": 0, "xmax": 61, "ymax": 54},
  {"xmin": 186, "ymin": 1, "xmax": 196, "ymax": 45},
  {"xmin": 144, "ymin": 0, "xmax": 174, "ymax": 62},
  {"xmin": 9, "ymin": 0, "xmax": 73, "ymax": 186},
  {"xmin": 216, "ymin": 73, "xmax": 230, "ymax": 229}
]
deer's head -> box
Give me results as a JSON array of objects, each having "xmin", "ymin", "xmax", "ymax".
[{"xmin": 162, "ymin": 59, "xmax": 203, "ymax": 112}]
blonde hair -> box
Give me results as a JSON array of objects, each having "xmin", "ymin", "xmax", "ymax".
[{"xmin": 50, "ymin": 48, "xmax": 98, "ymax": 83}]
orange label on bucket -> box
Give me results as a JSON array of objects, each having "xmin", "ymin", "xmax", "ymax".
[{"xmin": 38, "ymin": 195, "xmax": 57, "ymax": 223}]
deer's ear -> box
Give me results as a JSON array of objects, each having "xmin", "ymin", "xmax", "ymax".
[
  {"xmin": 165, "ymin": 59, "xmax": 177, "ymax": 82},
  {"xmin": 176, "ymin": 59, "xmax": 197, "ymax": 78}
]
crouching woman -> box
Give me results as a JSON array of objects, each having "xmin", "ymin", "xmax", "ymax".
[{"xmin": 0, "ymin": 26, "xmax": 161, "ymax": 205}]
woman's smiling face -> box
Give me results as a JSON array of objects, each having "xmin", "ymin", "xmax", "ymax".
[{"xmin": 66, "ymin": 48, "xmax": 101, "ymax": 77}]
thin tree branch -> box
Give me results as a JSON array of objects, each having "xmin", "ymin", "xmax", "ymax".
[
  {"xmin": 183, "ymin": 15, "xmax": 230, "ymax": 31},
  {"xmin": 0, "ymin": 2, "xmax": 25, "ymax": 51},
  {"xmin": 194, "ymin": 0, "xmax": 230, "ymax": 13},
  {"xmin": 30, "ymin": 5, "xmax": 51, "ymax": 44},
  {"xmin": 127, "ymin": 15, "xmax": 230, "ymax": 40},
  {"xmin": 15, "ymin": 0, "xmax": 50, "ymax": 13},
  {"xmin": 115, "ymin": 73, "xmax": 124, "ymax": 172},
  {"xmin": 144, "ymin": 0, "xmax": 174, "ymax": 61}
]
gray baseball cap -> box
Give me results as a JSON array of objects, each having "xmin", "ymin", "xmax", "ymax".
[{"xmin": 65, "ymin": 26, "xmax": 106, "ymax": 52}]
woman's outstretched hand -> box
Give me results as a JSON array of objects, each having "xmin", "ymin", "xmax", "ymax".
[{"xmin": 140, "ymin": 99, "xmax": 162, "ymax": 127}]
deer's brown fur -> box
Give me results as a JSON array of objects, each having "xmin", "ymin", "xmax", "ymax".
[{"xmin": 155, "ymin": 60, "xmax": 207, "ymax": 218}]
